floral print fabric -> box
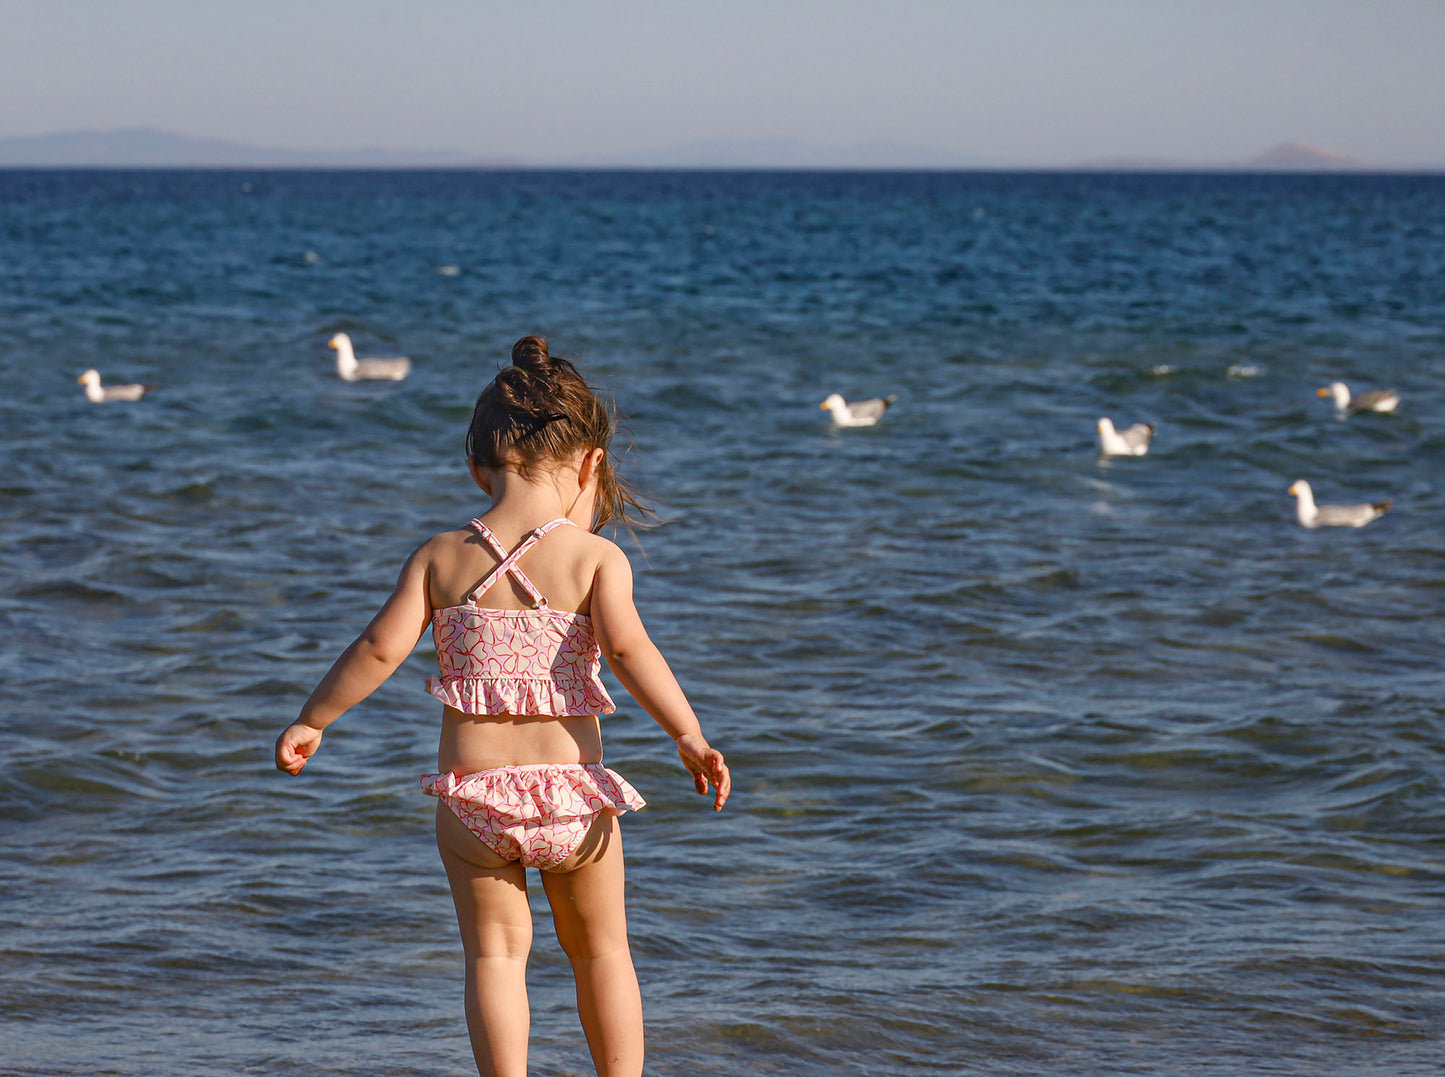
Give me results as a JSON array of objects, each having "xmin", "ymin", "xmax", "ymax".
[
  {"xmin": 426, "ymin": 607, "xmax": 615, "ymax": 715},
  {"xmin": 422, "ymin": 764, "xmax": 646, "ymax": 869},
  {"xmin": 425, "ymin": 517, "xmax": 616, "ymax": 717}
]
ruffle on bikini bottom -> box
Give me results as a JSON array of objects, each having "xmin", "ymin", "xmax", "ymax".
[
  {"xmin": 421, "ymin": 763, "xmax": 644, "ymax": 818},
  {"xmin": 422, "ymin": 763, "xmax": 645, "ymax": 869}
]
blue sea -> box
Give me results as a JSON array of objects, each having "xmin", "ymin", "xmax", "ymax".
[{"xmin": 2, "ymin": 168, "xmax": 1443, "ymax": 1076}]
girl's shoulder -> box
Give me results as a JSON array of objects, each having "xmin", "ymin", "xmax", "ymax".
[
  {"xmin": 407, "ymin": 526, "xmax": 484, "ymax": 578},
  {"xmin": 539, "ymin": 523, "xmax": 626, "ymax": 574},
  {"xmin": 576, "ymin": 531, "xmax": 635, "ymax": 586},
  {"xmin": 415, "ymin": 525, "xmax": 479, "ymax": 558},
  {"xmin": 568, "ymin": 525, "xmax": 626, "ymax": 560}
]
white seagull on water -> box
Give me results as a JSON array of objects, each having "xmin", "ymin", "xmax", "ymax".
[
  {"xmin": 1097, "ymin": 417, "xmax": 1154, "ymax": 457},
  {"xmin": 820, "ymin": 392, "xmax": 897, "ymax": 427},
  {"xmin": 77, "ymin": 369, "xmax": 155, "ymax": 403},
  {"xmin": 1318, "ymin": 381, "xmax": 1399, "ymax": 414},
  {"xmin": 1288, "ymin": 480, "xmax": 1390, "ymax": 528},
  {"xmin": 329, "ymin": 333, "xmax": 412, "ymax": 382}
]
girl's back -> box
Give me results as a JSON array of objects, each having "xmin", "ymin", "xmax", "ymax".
[{"xmin": 425, "ymin": 516, "xmax": 613, "ymax": 773}]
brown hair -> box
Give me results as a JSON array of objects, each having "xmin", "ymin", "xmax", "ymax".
[{"xmin": 465, "ymin": 336, "xmax": 650, "ymax": 533}]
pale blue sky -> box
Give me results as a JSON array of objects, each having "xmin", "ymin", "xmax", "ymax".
[{"xmin": 2, "ymin": 0, "xmax": 1442, "ymax": 166}]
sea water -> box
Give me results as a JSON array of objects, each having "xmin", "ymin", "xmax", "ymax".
[{"xmin": 1, "ymin": 169, "xmax": 1443, "ymax": 1075}]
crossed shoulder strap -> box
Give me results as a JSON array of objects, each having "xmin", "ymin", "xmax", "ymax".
[{"xmin": 464, "ymin": 517, "xmax": 576, "ymax": 607}]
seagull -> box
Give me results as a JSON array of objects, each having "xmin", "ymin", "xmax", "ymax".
[
  {"xmin": 1318, "ymin": 381, "xmax": 1399, "ymax": 414},
  {"xmin": 820, "ymin": 392, "xmax": 896, "ymax": 427},
  {"xmin": 329, "ymin": 333, "xmax": 412, "ymax": 382},
  {"xmin": 77, "ymin": 369, "xmax": 155, "ymax": 403},
  {"xmin": 1097, "ymin": 417, "xmax": 1154, "ymax": 457},
  {"xmin": 1288, "ymin": 480, "xmax": 1390, "ymax": 528}
]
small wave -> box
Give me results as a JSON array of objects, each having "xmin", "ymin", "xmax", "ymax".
[
  {"xmin": 270, "ymin": 249, "xmax": 322, "ymax": 267},
  {"xmin": 12, "ymin": 579, "xmax": 126, "ymax": 603},
  {"xmin": 221, "ymin": 675, "xmax": 309, "ymax": 697},
  {"xmin": 1290, "ymin": 632, "xmax": 1377, "ymax": 653},
  {"xmin": 165, "ymin": 479, "xmax": 214, "ymax": 501}
]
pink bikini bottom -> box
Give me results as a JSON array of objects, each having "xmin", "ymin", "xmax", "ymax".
[{"xmin": 422, "ymin": 764, "xmax": 646, "ymax": 870}]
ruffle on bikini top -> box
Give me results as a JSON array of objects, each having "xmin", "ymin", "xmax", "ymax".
[{"xmin": 425, "ymin": 605, "xmax": 616, "ymax": 717}]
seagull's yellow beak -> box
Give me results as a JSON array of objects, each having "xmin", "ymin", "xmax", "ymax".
[
  {"xmin": 818, "ymin": 401, "xmax": 827, "ymax": 410},
  {"xmin": 1316, "ymin": 388, "xmax": 1329, "ymax": 397},
  {"xmin": 327, "ymin": 339, "xmax": 338, "ymax": 350},
  {"xmin": 76, "ymin": 375, "xmax": 85, "ymax": 384},
  {"xmin": 1288, "ymin": 482, "xmax": 1300, "ymax": 496}
]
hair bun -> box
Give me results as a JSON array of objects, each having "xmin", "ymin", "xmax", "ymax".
[
  {"xmin": 467, "ymin": 334, "xmax": 649, "ymax": 532},
  {"xmin": 510, "ymin": 335, "xmax": 551, "ymax": 372}
]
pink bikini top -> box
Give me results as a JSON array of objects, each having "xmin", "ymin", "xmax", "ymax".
[{"xmin": 425, "ymin": 517, "xmax": 616, "ymax": 717}]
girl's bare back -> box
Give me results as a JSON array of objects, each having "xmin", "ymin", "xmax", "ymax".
[{"xmin": 425, "ymin": 518, "xmax": 615, "ymax": 773}]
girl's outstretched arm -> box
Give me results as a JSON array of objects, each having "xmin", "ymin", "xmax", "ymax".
[
  {"xmin": 274, "ymin": 547, "xmax": 432, "ymax": 775},
  {"xmin": 591, "ymin": 543, "xmax": 730, "ymax": 810}
]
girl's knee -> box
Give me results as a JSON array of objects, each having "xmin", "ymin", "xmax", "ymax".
[
  {"xmin": 466, "ymin": 918, "xmax": 534, "ymax": 963},
  {"xmin": 466, "ymin": 943, "xmax": 533, "ymax": 972},
  {"xmin": 558, "ymin": 929, "xmax": 634, "ymax": 967}
]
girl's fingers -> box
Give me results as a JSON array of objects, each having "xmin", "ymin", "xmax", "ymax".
[
  {"xmin": 707, "ymin": 753, "xmax": 730, "ymax": 810},
  {"xmin": 678, "ymin": 742, "xmax": 730, "ymax": 808},
  {"xmin": 713, "ymin": 772, "xmax": 730, "ymax": 810},
  {"xmin": 275, "ymin": 725, "xmax": 321, "ymax": 774}
]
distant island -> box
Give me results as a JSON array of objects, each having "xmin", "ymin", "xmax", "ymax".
[
  {"xmin": 1246, "ymin": 142, "xmax": 1364, "ymax": 170},
  {"xmin": 0, "ymin": 127, "xmax": 986, "ymax": 169},
  {"xmin": 1084, "ymin": 142, "xmax": 1371, "ymax": 172},
  {"xmin": 0, "ymin": 128, "xmax": 1431, "ymax": 171},
  {"xmin": 0, "ymin": 127, "xmax": 516, "ymax": 168}
]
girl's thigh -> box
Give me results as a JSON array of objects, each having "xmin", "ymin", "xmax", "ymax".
[
  {"xmin": 541, "ymin": 813, "xmax": 630, "ymax": 956},
  {"xmin": 436, "ymin": 802, "xmax": 531, "ymax": 956}
]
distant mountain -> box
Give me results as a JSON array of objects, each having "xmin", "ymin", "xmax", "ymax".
[
  {"xmin": 0, "ymin": 127, "xmax": 517, "ymax": 168},
  {"xmin": 1242, "ymin": 142, "xmax": 1365, "ymax": 170},
  {"xmin": 1081, "ymin": 142, "xmax": 1372, "ymax": 172},
  {"xmin": 0, "ymin": 126, "xmax": 987, "ymax": 170}
]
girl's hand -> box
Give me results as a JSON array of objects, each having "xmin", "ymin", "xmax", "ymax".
[
  {"xmin": 675, "ymin": 732, "xmax": 730, "ymax": 811},
  {"xmin": 275, "ymin": 722, "xmax": 324, "ymax": 775}
]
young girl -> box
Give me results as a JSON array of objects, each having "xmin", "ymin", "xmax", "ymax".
[{"xmin": 274, "ymin": 336, "xmax": 730, "ymax": 1077}]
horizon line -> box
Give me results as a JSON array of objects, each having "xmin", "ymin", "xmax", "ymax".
[
  {"xmin": 3, "ymin": 162, "xmax": 1445, "ymax": 175},
  {"xmin": 4, "ymin": 127, "xmax": 1445, "ymax": 174}
]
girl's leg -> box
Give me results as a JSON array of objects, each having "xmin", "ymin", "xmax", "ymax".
[
  {"xmin": 541, "ymin": 813, "xmax": 643, "ymax": 1077},
  {"xmin": 436, "ymin": 802, "xmax": 533, "ymax": 1077}
]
